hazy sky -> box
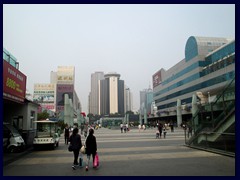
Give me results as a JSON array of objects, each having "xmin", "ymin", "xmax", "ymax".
[{"xmin": 3, "ymin": 4, "xmax": 235, "ymax": 113}]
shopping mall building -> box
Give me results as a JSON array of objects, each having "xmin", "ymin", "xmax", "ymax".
[{"xmin": 152, "ymin": 36, "xmax": 235, "ymax": 125}]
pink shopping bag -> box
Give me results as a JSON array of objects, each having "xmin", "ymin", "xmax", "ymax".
[{"xmin": 93, "ymin": 153, "xmax": 99, "ymax": 168}]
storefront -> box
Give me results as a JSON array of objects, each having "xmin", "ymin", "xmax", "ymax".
[{"xmin": 3, "ymin": 49, "xmax": 38, "ymax": 147}]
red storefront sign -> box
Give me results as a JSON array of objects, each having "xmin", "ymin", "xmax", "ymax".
[{"xmin": 3, "ymin": 60, "xmax": 27, "ymax": 103}]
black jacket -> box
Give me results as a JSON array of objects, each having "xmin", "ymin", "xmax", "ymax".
[
  {"xmin": 85, "ymin": 134, "xmax": 97, "ymax": 155},
  {"xmin": 69, "ymin": 134, "xmax": 82, "ymax": 150}
]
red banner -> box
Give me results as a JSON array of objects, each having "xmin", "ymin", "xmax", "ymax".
[
  {"xmin": 152, "ymin": 70, "xmax": 162, "ymax": 88},
  {"xmin": 3, "ymin": 60, "xmax": 27, "ymax": 102}
]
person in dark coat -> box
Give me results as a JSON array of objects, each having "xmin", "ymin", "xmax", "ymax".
[
  {"xmin": 158, "ymin": 123, "xmax": 163, "ymax": 138},
  {"xmin": 69, "ymin": 128, "xmax": 82, "ymax": 169},
  {"xmin": 64, "ymin": 124, "xmax": 70, "ymax": 144},
  {"xmin": 85, "ymin": 128, "xmax": 97, "ymax": 171}
]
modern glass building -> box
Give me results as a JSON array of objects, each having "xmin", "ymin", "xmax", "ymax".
[
  {"xmin": 3, "ymin": 47, "xmax": 19, "ymax": 69},
  {"xmin": 153, "ymin": 36, "xmax": 235, "ymax": 122},
  {"xmin": 139, "ymin": 88, "xmax": 153, "ymax": 115}
]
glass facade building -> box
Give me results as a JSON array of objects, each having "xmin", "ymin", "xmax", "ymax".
[
  {"xmin": 3, "ymin": 48, "xmax": 19, "ymax": 69},
  {"xmin": 153, "ymin": 36, "xmax": 235, "ymax": 118}
]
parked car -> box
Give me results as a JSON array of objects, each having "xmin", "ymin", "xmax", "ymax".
[{"xmin": 3, "ymin": 123, "xmax": 25, "ymax": 153}]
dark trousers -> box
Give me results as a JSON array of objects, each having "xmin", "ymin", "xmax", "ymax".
[
  {"xmin": 73, "ymin": 149, "xmax": 79, "ymax": 165},
  {"xmin": 86, "ymin": 153, "xmax": 96, "ymax": 167},
  {"xmin": 65, "ymin": 136, "xmax": 69, "ymax": 144}
]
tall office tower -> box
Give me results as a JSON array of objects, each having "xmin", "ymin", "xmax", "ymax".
[
  {"xmin": 50, "ymin": 71, "xmax": 57, "ymax": 84},
  {"xmin": 139, "ymin": 88, "xmax": 153, "ymax": 115},
  {"xmin": 89, "ymin": 72, "xmax": 104, "ymax": 115},
  {"xmin": 125, "ymin": 86, "xmax": 133, "ymax": 112},
  {"xmin": 100, "ymin": 72, "xmax": 125, "ymax": 115}
]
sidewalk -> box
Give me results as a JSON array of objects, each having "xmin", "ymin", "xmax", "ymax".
[
  {"xmin": 3, "ymin": 133, "xmax": 66, "ymax": 167},
  {"xmin": 3, "ymin": 146, "xmax": 33, "ymax": 167}
]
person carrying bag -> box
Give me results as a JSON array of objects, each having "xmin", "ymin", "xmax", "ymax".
[
  {"xmin": 69, "ymin": 128, "xmax": 82, "ymax": 170},
  {"xmin": 85, "ymin": 128, "xmax": 97, "ymax": 171}
]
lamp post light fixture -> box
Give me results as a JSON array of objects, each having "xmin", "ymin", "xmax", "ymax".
[{"xmin": 208, "ymin": 92, "xmax": 210, "ymax": 104}]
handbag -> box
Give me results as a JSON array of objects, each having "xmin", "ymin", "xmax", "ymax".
[
  {"xmin": 68, "ymin": 144, "xmax": 73, "ymax": 152},
  {"xmin": 80, "ymin": 145, "xmax": 86, "ymax": 154},
  {"xmin": 93, "ymin": 152, "xmax": 99, "ymax": 168}
]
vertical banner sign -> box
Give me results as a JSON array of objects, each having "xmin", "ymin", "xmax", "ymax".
[
  {"xmin": 152, "ymin": 70, "xmax": 162, "ymax": 88},
  {"xmin": 3, "ymin": 61, "xmax": 27, "ymax": 103}
]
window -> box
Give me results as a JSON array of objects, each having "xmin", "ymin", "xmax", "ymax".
[{"xmin": 30, "ymin": 111, "xmax": 35, "ymax": 129}]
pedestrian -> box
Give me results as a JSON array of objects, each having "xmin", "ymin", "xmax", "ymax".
[
  {"xmin": 170, "ymin": 122, "xmax": 174, "ymax": 132},
  {"xmin": 126, "ymin": 123, "xmax": 129, "ymax": 131},
  {"xmin": 156, "ymin": 129, "xmax": 160, "ymax": 138},
  {"xmin": 80, "ymin": 124, "xmax": 84, "ymax": 135},
  {"xmin": 158, "ymin": 123, "xmax": 163, "ymax": 138},
  {"xmin": 163, "ymin": 127, "xmax": 167, "ymax": 138},
  {"xmin": 85, "ymin": 128, "xmax": 97, "ymax": 171},
  {"xmin": 69, "ymin": 128, "xmax": 82, "ymax": 170},
  {"xmin": 142, "ymin": 124, "xmax": 146, "ymax": 130},
  {"xmin": 120, "ymin": 123, "xmax": 123, "ymax": 133},
  {"xmin": 84, "ymin": 124, "xmax": 88, "ymax": 137},
  {"xmin": 187, "ymin": 124, "xmax": 193, "ymax": 138},
  {"xmin": 138, "ymin": 124, "xmax": 141, "ymax": 132},
  {"xmin": 64, "ymin": 124, "xmax": 70, "ymax": 145},
  {"xmin": 123, "ymin": 124, "xmax": 127, "ymax": 133}
]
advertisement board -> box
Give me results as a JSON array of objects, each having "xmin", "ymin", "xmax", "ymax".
[
  {"xmin": 33, "ymin": 84, "xmax": 55, "ymax": 103},
  {"xmin": 56, "ymin": 84, "xmax": 73, "ymax": 112},
  {"xmin": 152, "ymin": 70, "xmax": 162, "ymax": 88},
  {"xmin": 3, "ymin": 60, "xmax": 27, "ymax": 102},
  {"xmin": 41, "ymin": 103, "xmax": 55, "ymax": 111},
  {"xmin": 57, "ymin": 66, "xmax": 75, "ymax": 84}
]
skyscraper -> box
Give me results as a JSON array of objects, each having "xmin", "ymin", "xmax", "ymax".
[
  {"xmin": 125, "ymin": 86, "xmax": 133, "ymax": 112},
  {"xmin": 99, "ymin": 72, "xmax": 125, "ymax": 115},
  {"xmin": 139, "ymin": 88, "xmax": 153, "ymax": 115},
  {"xmin": 89, "ymin": 72, "xmax": 104, "ymax": 115}
]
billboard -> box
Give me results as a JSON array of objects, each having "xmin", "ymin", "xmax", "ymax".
[
  {"xmin": 152, "ymin": 70, "xmax": 162, "ymax": 88},
  {"xmin": 57, "ymin": 66, "xmax": 75, "ymax": 84},
  {"xmin": 41, "ymin": 103, "xmax": 55, "ymax": 111},
  {"xmin": 33, "ymin": 84, "xmax": 55, "ymax": 103},
  {"xmin": 3, "ymin": 60, "xmax": 27, "ymax": 103},
  {"xmin": 56, "ymin": 84, "xmax": 73, "ymax": 112}
]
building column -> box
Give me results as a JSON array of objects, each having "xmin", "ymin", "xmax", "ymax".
[
  {"xmin": 64, "ymin": 94, "xmax": 70, "ymax": 126},
  {"xmin": 139, "ymin": 112, "xmax": 141, "ymax": 125},
  {"xmin": 144, "ymin": 108, "xmax": 147, "ymax": 125},
  {"xmin": 177, "ymin": 99, "xmax": 182, "ymax": 127},
  {"xmin": 192, "ymin": 94, "xmax": 199, "ymax": 132}
]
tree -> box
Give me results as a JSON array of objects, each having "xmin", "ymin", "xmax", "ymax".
[
  {"xmin": 126, "ymin": 111, "xmax": 134, "ymax": 115},
  {"xmin": 37, "ymin": 110, "xmax": 49, "ymax": 120}
]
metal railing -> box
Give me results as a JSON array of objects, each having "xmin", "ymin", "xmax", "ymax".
[{"xmin": 186, "ymin": 76, "xmax": 235, "ymax": 156}]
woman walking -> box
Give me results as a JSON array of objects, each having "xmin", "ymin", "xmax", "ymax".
[
  {"xmin": 69, "ymin": 128, "xmax": 82, "ymax": 170},
  {"xmin": 85, "ymin": 128, "xmax": 97, "ymax": 171}
]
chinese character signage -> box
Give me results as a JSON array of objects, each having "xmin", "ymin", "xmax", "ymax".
[{"xmin": 3, "ymin": 61, "xmax": 27, "ymax": 103}]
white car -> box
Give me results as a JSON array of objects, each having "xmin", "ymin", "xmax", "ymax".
[{"xmin": 3, "ymin": 123, "xmax": 25, "ymax": 153}]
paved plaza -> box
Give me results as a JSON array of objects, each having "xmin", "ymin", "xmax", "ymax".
[{"xmin": 3, "ymin": 127, "xmax": 235, "ymax": 176}]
